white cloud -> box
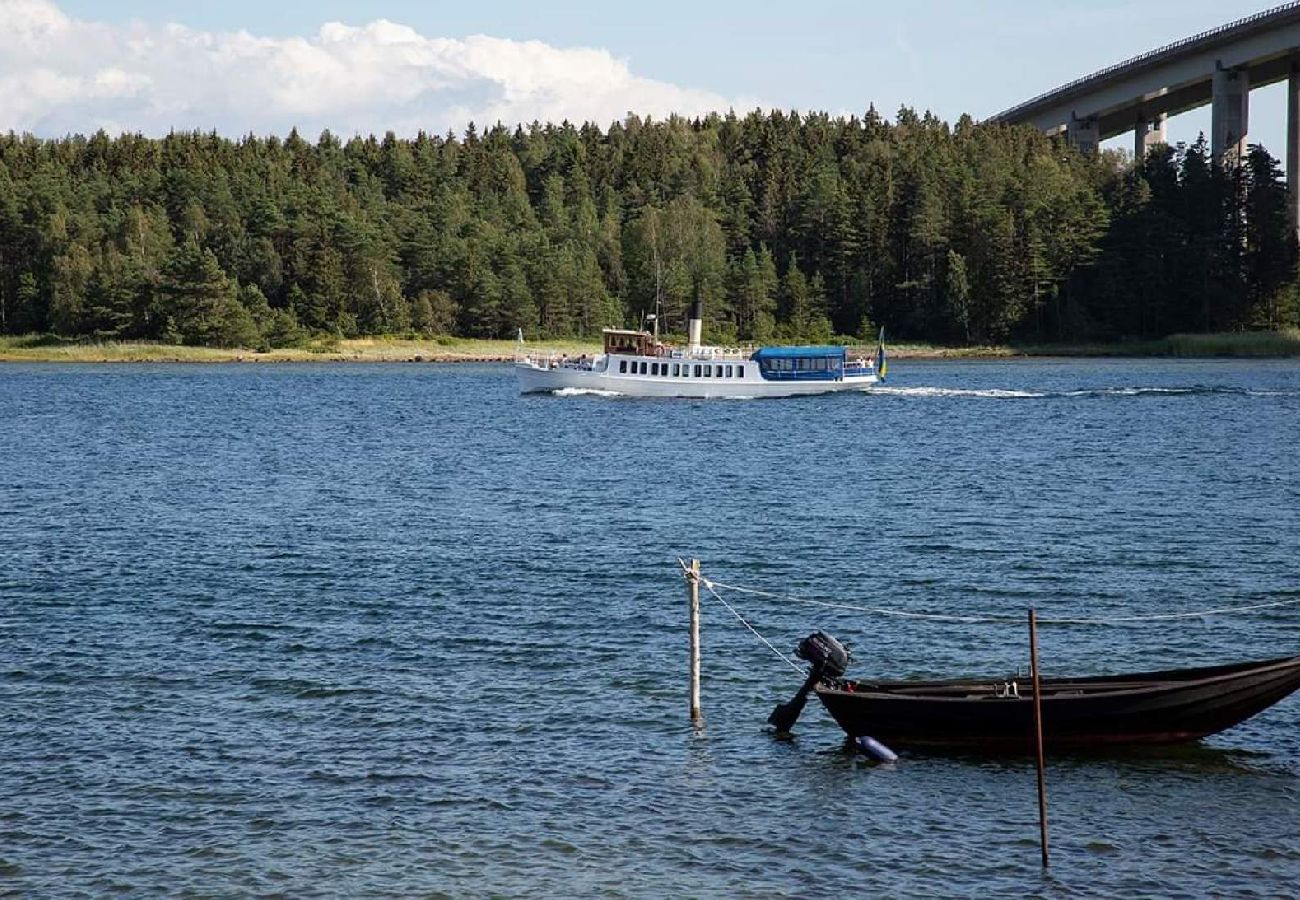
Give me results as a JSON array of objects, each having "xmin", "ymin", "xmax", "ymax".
[{"xmin": 0, "ymin": 0, "xmax": 747, "ymax": 137}]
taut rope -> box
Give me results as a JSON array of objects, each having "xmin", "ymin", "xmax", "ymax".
[{"xmin": 700, "ymin": 575, "xmax": 1300, "ymax": 626}]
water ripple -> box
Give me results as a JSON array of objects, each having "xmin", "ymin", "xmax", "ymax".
[{"xmin": 1, "ymin": 359, "xmax": 1298, "ymax": 895}]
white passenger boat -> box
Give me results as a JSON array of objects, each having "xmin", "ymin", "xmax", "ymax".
[{"xmin": 516, "ymin": 302, "xmax": 885, "ymax": 399}]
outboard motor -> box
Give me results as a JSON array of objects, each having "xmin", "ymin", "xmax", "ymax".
[
  {"xmin": 795, "ymin": 631, "xmax": 850, "ymax": 678},
  {"xmin": 768, "ymin": 632, "xmax": 851, "ymax": 733}
]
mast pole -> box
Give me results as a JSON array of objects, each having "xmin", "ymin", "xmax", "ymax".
[
  {"xmin": 1029, "ymin": 609, "xmax": 1050, "ymax": 868},
  {"xmin": 688, "ymin": 559, "xmax": 702, "ymax": 723}
]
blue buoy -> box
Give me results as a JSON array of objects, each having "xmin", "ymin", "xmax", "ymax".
[{"xmin": 854, "ymin": 735, "xmax": 899, "ymax": 763}]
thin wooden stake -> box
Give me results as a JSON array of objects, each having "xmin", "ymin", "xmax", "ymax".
[
  {"xmin": 689, "ymin": 558, "xmax": 702, "ymax": 723},
  {"xmin": 1029, "ymin": 608, "xmax": 1050, "ymax": 868}
]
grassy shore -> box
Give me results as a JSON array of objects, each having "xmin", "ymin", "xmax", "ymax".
[
  {"xmin": 2, "ymin": 330, "xmax": 1299, "ymax": 363},
  {"xmin": 0, "ymin": 334, "xmax": 601, "ymax": 363}
]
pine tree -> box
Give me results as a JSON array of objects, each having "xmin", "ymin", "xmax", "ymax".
[
  {"xmin": 1243, "ymin": 144, "xmax": 1297, "ymax": 327},
  {"xmin": 158, "ymin": 240, "xmax": 258, "ymax": 346},
  {"xmin": 780, "ymin": 253, "xmax": 810, "ymax": 338},
  {"xmin": 945, "ymin": 249, "xmax": 971, "ymax": 344}
]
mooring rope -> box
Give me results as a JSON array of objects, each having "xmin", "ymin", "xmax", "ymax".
[
  {"xmin": 698, "ymin": 577, "xmax": 805, "ymax": 673},
  {"xmin": 701, "ymin": 575, "xmax": 1300, "ymax": 626}
]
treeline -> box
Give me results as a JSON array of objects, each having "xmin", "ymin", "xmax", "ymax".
[{"xmin": 0, "ymin": 109, "xmax": 1295, "ymax": 349}]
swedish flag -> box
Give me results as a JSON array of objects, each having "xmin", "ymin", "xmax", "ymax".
[{"xmin": 876, "ymin": 328, "xmax": 887, "ymax": 381}]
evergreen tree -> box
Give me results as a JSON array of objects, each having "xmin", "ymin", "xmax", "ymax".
[
  {"xmin": 780, "ymin": 253, "xmax": 810, "ymax": 338},
  {"xmin": 158, "ymin": 240, "xmax": 258, "ymax": 346},
  {"xmin": 1243, "ymin": 145, "xmax": 1297, "ymax": 328},
  {"xmin": 945, "ymin": 249, "xmax": 971, "ymax": 343}
]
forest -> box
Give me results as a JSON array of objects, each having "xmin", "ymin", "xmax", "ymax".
[{"xmin": 0, "ymin": 107, "xmax": 1296, "ymax": 349}]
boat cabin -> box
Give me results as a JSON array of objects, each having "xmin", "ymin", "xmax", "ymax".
[
  {"xmin": 603, "ymin": 328, "xmax": 658, "ymax": 357},
  {"xmin": 752, "ymin": 346, "xmax": 848, "ymax": 381}
]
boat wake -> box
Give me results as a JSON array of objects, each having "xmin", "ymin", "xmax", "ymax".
[
  {"xmin": 873, "ymin": 386, "xmax": 1294, "ymax": 400},
  {"xmin": 875, "ymin": 386, "xmax": 1045, "ymax": 399},
  {"xmin": 550, "ymin": 387, "xmax": 625, "ymax": 398}
]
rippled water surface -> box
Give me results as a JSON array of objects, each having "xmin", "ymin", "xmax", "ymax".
[{"xmin": 3, "ymin": 358, "xmax": 1300, "ymax": 897}]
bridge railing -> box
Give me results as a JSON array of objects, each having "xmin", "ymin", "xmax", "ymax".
[{"xmin": 992, "ymin": 0, "xmax": 1300, "ymax": 122}]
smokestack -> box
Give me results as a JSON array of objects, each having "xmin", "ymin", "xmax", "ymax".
[{"xmin": 687, "ymin": 299, "xmax": 703, "ymax": 353}]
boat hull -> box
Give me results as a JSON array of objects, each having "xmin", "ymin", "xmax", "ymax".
[
  {"xmin": 814, "ymin": 655, "xmax": 1300, "ymax": 751},
  {"xmin": 516, "ymin": 362, "xmax": 876, "ymax": 398}
]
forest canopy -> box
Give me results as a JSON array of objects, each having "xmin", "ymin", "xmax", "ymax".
[{"xmin": 0, "ymin": 108, "xmax": 1295, "ymax": 349}]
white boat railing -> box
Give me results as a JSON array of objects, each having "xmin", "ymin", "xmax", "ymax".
[{"xmin": 520, "ymin": 352, "xmax": 598, "ymax": 372}]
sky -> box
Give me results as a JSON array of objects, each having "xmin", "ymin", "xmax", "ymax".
[{"xmin": 2, "ymin": 0, "xmax": 1293, "ymax": 157}]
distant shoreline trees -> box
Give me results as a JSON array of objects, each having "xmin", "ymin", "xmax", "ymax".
[{"xmin": 0, "ymin": 109, "xmax": 1295, "ymax": 349}]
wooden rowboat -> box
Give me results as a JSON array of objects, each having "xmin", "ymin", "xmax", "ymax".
[{"xmin": 813, "ymin": 654, "xmax": 1300, "ymax": 751}]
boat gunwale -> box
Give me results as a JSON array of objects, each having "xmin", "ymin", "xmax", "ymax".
[{"xmin": 816, "ymin": 654, "xmax": 1300, "ymax": 703}]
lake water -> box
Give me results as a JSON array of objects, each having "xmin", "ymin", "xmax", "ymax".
[{"xmin": 2, "ymin": 358, "xmax": 1299, "ymax": 896}]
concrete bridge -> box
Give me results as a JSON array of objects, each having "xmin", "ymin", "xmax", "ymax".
[{"xmin": 990, "ymin": 1, "xmax": 1300, "ymax": 213}]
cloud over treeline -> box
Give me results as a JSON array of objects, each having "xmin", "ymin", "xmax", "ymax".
[{"xmin": 1, "ymin": 0, "xmax": 742, "ymax": 137}]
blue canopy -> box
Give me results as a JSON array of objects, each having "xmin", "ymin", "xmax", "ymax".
[{"xmin": 750, "ymin": 345, "xmax": 847, "ymax": 361}]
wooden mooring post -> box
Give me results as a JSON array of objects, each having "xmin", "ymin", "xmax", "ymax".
[
  {"xmin": 1029, "ymin": 608, "xmax": 1050, "ymax": 868},
  {"xmin": 688, "ymin": 558, "xmax": 702, "ymax": 724}
]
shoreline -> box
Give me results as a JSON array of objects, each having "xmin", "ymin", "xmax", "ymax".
[{"xmin": 1, "ymin": 331, "xmax": 1298, "ymax": 363}]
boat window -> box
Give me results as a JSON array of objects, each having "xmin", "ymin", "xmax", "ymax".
[
  {"xmin": 640, "ymin": 362, "xmax": 648, "ymax": 374},
  {"xmin": 619, "ymin": 360, "xmax": 627, "ymax": 373},
  {"xmin": 693, "ymin": 365, "xmax": 701, "ymax": 377},
  {"xmin": 652, "ymin": 362, "xmax": 660, "ymax": 376},
  {"xmin": 736, "ymin": 366, "xmax": 744, "ymax": 378},
  {"xmin": 672, "ymin": 363, "xmax": 680, "ymax": 376},
  {"xmin": 725, "ymin": 365, "xmax": 733, "ymax": 377}
]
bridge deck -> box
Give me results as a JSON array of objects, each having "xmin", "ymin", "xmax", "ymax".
[{"xmin": 991, "ymin": 2, "xmax": 1300, "ymax": 139}]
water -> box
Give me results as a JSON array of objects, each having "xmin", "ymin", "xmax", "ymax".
[{"xmin": 2, "ymin": 358, "xmax": 1299, "ymax": 896}]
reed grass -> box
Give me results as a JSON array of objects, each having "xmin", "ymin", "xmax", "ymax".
[
  {"xmin": 1160, "ymin": 329, "xmax": 1300, "ymax": 357},
  {"xmin": 1011, "ymin": 330, "xmax": 1300, "ymax": 358}
]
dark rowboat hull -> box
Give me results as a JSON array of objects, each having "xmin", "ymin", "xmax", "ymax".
[{"xmin": 814, "ymin": 655, "xmax": 1300, "ymax": 751}]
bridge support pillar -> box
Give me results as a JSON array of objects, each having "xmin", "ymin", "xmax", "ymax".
[
  {"xmin": 1134, "ymin": 112, "xmax": 1167, "ymax": 165},
  {"xmin": 1067, "ymin": 115, "xmax": 1099, "ymax": 155},
  {"xmin": 1212, "ymin": 62, "xmax": 1249, "ymax": 167},
  {"xmin": 1288, "ymin": 64, "xmax": 1300, "ymax": 240}
]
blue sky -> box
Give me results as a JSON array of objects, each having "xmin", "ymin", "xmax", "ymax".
[{"xmin": 12, "ymin": 0, "xmax": 1293, "ymax": 156}]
